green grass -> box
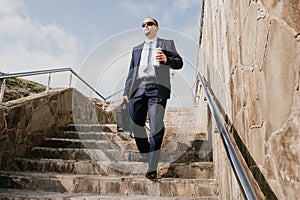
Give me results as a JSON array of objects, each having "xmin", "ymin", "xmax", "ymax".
[{"xmin": 1, "ymin": 76, "xmax": 46, "ymax": 102}]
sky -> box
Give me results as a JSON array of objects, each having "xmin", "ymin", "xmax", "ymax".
[{"xmin": 0, "ymin": 0, "xmax": 202, "ymax": 106}]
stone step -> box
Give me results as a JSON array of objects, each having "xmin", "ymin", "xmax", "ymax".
[
  {"xmin": 0, "ymin": 189, "xmax": 219, "ymax": 200},
  {"xmin": 40, "ymin": 138, "xmax": 210, "ymax": 152},
  {"xmin": 57, "ymin": 125, "xmax": 208, "ymax": 146},
  {"xmin": 165, "ymin": 107, "xmax": 196, "ymax": 114},
  {"xmin": 57, "ymin": 129, "xmax": 206, "ymax": 141},
  {"xmin": 39, "ymin": 138, "xmax": 131, "ymax": 152},
  {"xmin": 165, "ymin": 117, "xmax": 197, "ymax": 121},
  {"xmin": 28, "ymin": 147, "xmax": 212, "ymax": 162},
  {"xmin": 58, "ymin": 126, "xmax": 207, "ymax": 140},
  {"xmin": 11, "ymin": 158, "xmax": 213, "ymax": 179},
  {"xmin": 55, "ymin": 129, "xmax": 207, "ymax": 144},
  {"xmin": 41, "ymin": 138, "xmax": 120, "ymax": 150},
  {"xmin": 164, "ymin": 126, "xmax": 199, "ymax": 133},
  {"xmin": 164, "ymin": 113, "xmax": 197, "ymax": 118},
  {"xmin": 163, "ymin": 131, "xmax": 207, "ymax": 143},
  {"xmin": 61, "ymin": 124, "xmax": 118, "ymax": 132},
  {"xmin": 165, "ymin": 115, "xmax": 197, "ymax": 120},
  {"xmin": 0, "ymin": 171, "xmax": 218, "ymax": 197},
  {"xmin": 54, "ymin": 131, "xmax": 132, "ymax": 141}
]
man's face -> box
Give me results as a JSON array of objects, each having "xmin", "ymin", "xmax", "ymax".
[{"xmin": 142, "ymin": 18, "xmax": 158, "ymax": 39}]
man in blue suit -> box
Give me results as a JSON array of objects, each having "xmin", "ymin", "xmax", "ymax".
[{"xmin": 122, "ymin": 17, "xmax": 183, "ymax": 180}]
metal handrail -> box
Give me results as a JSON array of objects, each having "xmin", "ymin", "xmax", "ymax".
[
  {"xmin": 105, "ymin": 88, "xmax": 124, "ymax": 100},
  {"xmin": 0, "ymin": 67, "xmax": 106, "ymax": 102},
  {"xmin": 0, "ymin": 68, "xmax": 71, "ymax": 79},
  {"xmin": 197, "ymin": 72, "xmax": 258, "ymax": 200}
]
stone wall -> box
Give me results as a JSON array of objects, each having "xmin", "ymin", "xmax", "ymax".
[
  {"xmin": 0, "ymin": 88, "xmax": 114, "ymax": 170},
  {"xmin": 197, "ymin": 0, "xmax": 299, "ymax": 199}
]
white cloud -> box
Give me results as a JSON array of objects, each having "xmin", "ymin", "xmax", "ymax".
[
  {"xmin": 119, "ymin": 1, "xmax": 156, "ymax": 17},
  {"xmin": 172, "ymin": 0, "xmax": 201, "ymax": 12},
  {"xmin": 0, "ymin": 0, "xmax": 23, "ymax": 16},
  {"xmin": 0, "ymin": 0, "xmax": 80, "ymax": 74}
]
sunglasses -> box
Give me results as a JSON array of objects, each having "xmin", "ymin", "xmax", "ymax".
[{"xmin": 142, "ymin": 21, "xmax": 156, "ymax": 28}]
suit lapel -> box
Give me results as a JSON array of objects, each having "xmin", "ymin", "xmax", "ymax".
[
  {"xmin": 131, "ymin": 43, "xmax": 144, "ymax": 81},
  {"xmin": 135, "ymin": 43, "xmax": 144, "ymax": 66},
  {"xmin": 157, "ymin": 38, "xmax": 163, "ymax": 48}
]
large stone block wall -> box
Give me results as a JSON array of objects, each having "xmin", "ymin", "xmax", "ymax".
[
  {"xmin": 197, "ymin": 0, "xmax": 299, "ymax": 199},
  {"xmin": 0, "ymin": 88, "xmax": 114, "ymax": 170}
]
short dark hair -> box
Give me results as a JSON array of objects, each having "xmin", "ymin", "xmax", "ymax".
[{"xmin": 147, "ymin": 17, "xmax": 159, "ymax": 27}]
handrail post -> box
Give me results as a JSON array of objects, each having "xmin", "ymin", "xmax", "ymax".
[
  {"xmin": 89, "ymin": 89, "xmax": 93, "ymax": 100},
  {"xmin": 0, "ymin": 79, "xmax": 6, "ymax": 103},
  {"xmin": 46, "ymin": 73, "xmax": 51, "ymax": 93},
  {"xmin": 69, "ymin": 73, "xmax": 72, "ymax": 88}
]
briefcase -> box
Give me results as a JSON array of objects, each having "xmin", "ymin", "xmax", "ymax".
[{"xmin": 116, "ymin": 102, "xmax": 131, "ymax": 132}]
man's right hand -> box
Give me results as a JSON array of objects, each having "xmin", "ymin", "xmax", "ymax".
[{"xmin": 122, "ymin": 96, "xmax": 129, "ymax": 102}]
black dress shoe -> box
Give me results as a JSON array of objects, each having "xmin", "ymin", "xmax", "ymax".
[{"xmin": 145, "ymin": 170, "xmax": 157, "ymax": 180}]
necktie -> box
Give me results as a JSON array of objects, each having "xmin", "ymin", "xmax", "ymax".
[{"xmin": 144, "ymin": 41, "xmax": 153, "ymax": 76}]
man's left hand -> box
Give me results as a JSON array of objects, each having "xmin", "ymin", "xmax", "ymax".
[{"xmin": 155, "ymin": 50, "xmax": 167, "ymax": 66}]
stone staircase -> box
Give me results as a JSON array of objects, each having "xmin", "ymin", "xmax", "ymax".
[{"xmin": 0, "ymin": 107, "xmax": 218, "ymax": 199}]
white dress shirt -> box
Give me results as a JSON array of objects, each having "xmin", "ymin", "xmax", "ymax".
[{"xmin": 138, "ymin": 37, "xmax": 157, "ymax": 78}]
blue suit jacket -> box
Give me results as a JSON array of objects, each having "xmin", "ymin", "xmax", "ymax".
[{"xmin": 123, "ymin": 37, "xmax": 183, "ymax": 99}]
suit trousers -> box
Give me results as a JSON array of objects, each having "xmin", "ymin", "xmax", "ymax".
[{"xmin": 128, "ymin": 80, "xmax": 167, "ymax": 172}]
